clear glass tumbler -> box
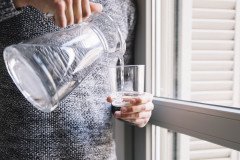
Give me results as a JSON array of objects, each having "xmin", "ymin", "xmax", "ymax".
[
  {"xmin": 108, "ymin": 65, "xmax": 152, "ymax": 113},
  {"xmin": 3, "ymin": 13, "xmax": 125, "ymax": 112}
]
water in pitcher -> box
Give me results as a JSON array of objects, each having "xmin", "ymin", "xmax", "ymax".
[
  {"xmin": 4, "ymin": 12, "xmax": 126, "ymax": 112},
  {"xmin": 6, "ymin": 43, "xmax": 104, "ymax": 112}
]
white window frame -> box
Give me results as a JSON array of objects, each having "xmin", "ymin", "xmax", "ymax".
[{"xmin": 133, "ymin": 0, "xmax": 240, "ymax": 160}]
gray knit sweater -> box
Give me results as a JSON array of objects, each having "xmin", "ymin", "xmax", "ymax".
[{"xmin": 0, "ymin": 0, "xmax": 136, "ymax": 159}]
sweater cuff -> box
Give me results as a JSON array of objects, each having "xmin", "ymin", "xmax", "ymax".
[{"xmin": 0, "ymin": 0, "xmax": 22, "ymax": 22}]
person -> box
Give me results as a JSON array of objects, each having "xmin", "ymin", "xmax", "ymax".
[{"xmin": 0, "ymin": 0, "xmax": 154, "ymax": 159}]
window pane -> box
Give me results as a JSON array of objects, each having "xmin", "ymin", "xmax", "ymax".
[
  {"xmin": 176, "ymin": 0, "xmax": 240, "ymax": 108},
  {"xmin": 154, "ymin": 0, "xmax": 240, "ymax": 107},
  {"xmin": 151, "ymin": 0, "xmax": 240, "ymax": 159},
  {"xmin": 176, "ymin": 133, "xmax": 240, "ymax": 160},
  {"xmin": 151, "ymin": 125, "xmax": 240, "ymax": 160}
]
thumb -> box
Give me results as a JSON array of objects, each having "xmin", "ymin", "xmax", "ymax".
[{"xmin": 90, "ymin": 2, "xmax": 103, "ymax": 13}]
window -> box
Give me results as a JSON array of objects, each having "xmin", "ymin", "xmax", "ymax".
[{"xmin": 133, "ymin": 0, "xmax": 240, "ymax": 160}]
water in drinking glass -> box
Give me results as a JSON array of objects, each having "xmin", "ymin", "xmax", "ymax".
[{"xmin": 108, "ymin": 65, "xmax": 150, "ymax": 113}]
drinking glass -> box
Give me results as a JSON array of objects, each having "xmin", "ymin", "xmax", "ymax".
[
  {"xmin": 3, "ymin": 13, "xmax": 125, "ymax": 112},
  {"xmin": 108, "ymin": 65, "xmax": 152, "ymax": 113}
]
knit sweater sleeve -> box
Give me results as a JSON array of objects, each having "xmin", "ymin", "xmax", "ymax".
[{"xmin": 0, "ymin": 0, "xmax": 22, "ymax": 22}]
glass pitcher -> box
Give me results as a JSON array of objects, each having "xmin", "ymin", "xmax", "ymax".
[{"xmin": 3, "ymin": 12, "xmax": 125, "ymax": 112}]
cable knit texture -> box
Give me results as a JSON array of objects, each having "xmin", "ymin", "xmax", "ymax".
[
  {"xmin": 0, "ymin": 0, "xmax": 136, "ymax": 159},
  {"xmin": 0, "ymin": 0, "xmax": 21, "ymax": 22}
]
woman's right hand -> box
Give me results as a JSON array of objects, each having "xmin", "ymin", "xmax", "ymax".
[{"xmin": 13, "ymin": 0, "xmax": 103, "ymax": 28}]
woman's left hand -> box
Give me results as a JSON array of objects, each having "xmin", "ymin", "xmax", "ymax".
[{"xmin": 107, "ymin": 96, "xmax": 154, "ymax": 128}]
